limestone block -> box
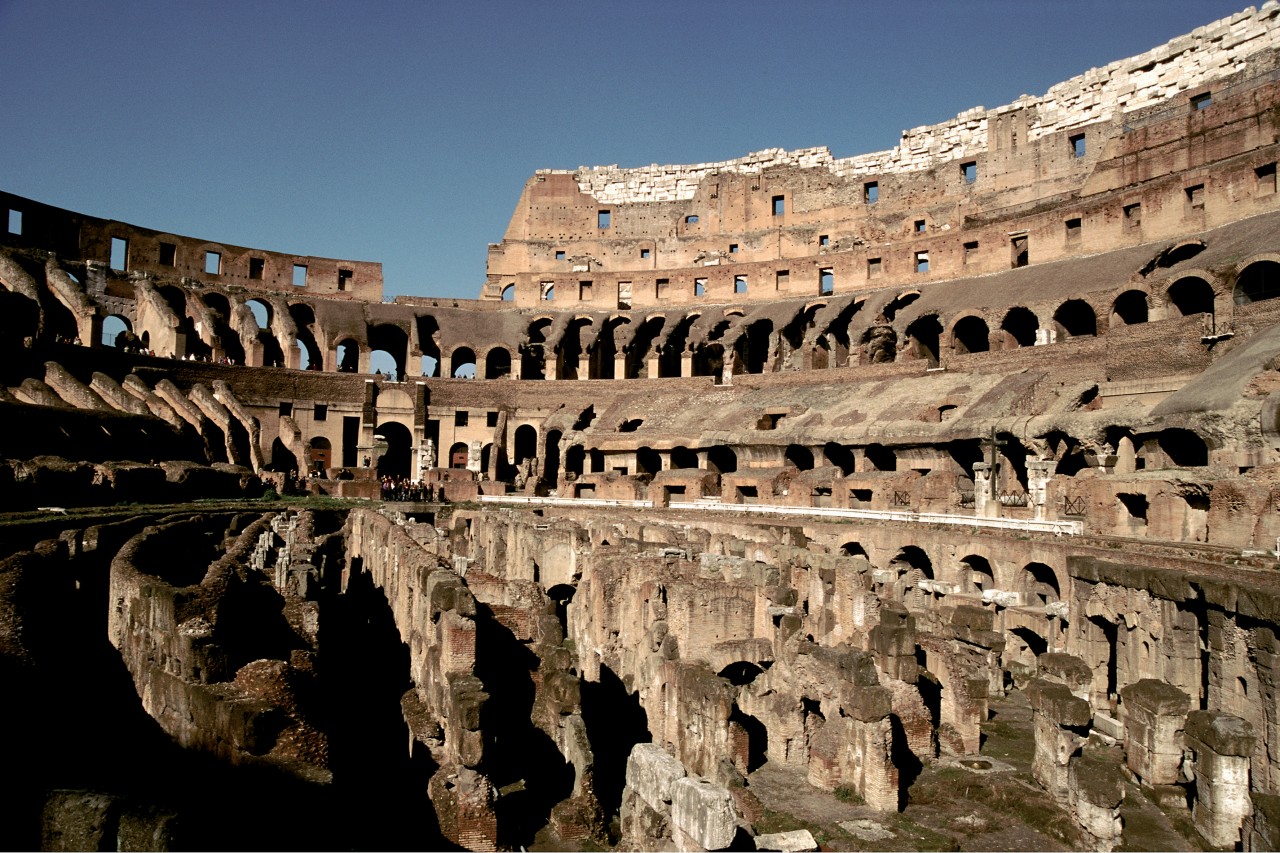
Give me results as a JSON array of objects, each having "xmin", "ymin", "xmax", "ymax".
[
  {"xmin": 627, "ymin": 743, "xmax": 687, "ymax": 813},
  {"xmin": 41, "ymin": 790, "xmax": 119, "ymax": 852},
  {"xmin": 1120, "ymin": 679, "xmax": 1190, "ymax": 786},
  {"xmin": 1037, "ymin": 652, "xmax": 1092, "ymax": 697},
  {"xmin": 1069, "ymin": 750, "xmax": 1125, "ymax": 852},
  {"xmin": 754, "ymin": 829, "xmax": 817, "ymax": 851},
  {"xmin": 671, "ymin": 776, "xmax": 738, "ymax": 851},
  {"xmin": 1187, "ymin": 711, "xmax": 1255, "ymax": 848}
]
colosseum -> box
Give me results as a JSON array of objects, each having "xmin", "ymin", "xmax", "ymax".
[{"xmin": 8, "ymin": 6, "xmax": 1280, "ymax": 852}]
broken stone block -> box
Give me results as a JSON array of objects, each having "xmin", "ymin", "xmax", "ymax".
[
  {"xmin": 1036, "ymin": 652, "xmax": 1092, "ymax": 699},
  {"xmin": 1069, "ymin": 747, "xmax": 1126, "ymax": 852},
  {"xmin": 754, "ymin": 828, "xmax": 818, "ymax": 851},
  {"xmin": 626, "ymin": 742, "xmax": 687, "ymax": 813},
  {"xmin": 671, "ymin": 776, "xmax": 738, "ymax": 851},
  {"xmin": 1119, "ymin": 679, "xmax": 1191, "ymax": 786},
  {"xmin": 1028, "ymin": 679, "xmax": 1090, "ymax": 802},
  {"xmin": 1186, "ymin": 710, "xmax": 1255, "ymax": 848}
]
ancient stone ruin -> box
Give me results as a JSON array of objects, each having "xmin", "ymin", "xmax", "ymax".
[{"xmin": 9, "ymin": 5, "xmax": 1280, "ymax": 851}]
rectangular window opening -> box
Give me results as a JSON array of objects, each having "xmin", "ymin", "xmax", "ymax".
[
  {"xmin": 818, "ymin": 234, "xmax": 830, "ymax": 247},
  {"xmin": 249, "ymin": 257, "xmax": 265, "ymax": 280},
  {"xmin": 771, "ymin": 195, "xmax": 785, "ymax": 216},
  {"xmin": 158, "ymin": 242, "xmax": 176, "ymax": 267},
  {"xmin": 110, "ymin": 237, "xmax": 128, "ymax": 271},
  {"xmin": 598, "ymin": 210, "xmax": 611, "ymax": 229},
  {"xmin": 776, "ymin": 269, "xmax": 790, "ymax": 291},
  {"xmin": 555, "ymin": 250, "xmax": 566, "ymax": 260},
  {"xmin": 541, "ymin": 281, "xmax": 555, "ymax": 301},
  {"xmin": 685, "ymin": 215, "xmax": 699, "ymax": 224},
  {"xmin": 292, "ymin": 264, "xmax": 308, "ymax": 287},
  {"xmin": 1070, "ymin": 133, "xmax": 1086, "ymax": 158},
  {"xmin": 867, "ymin": 257, "xmax": 882, "ymax": 279},
  {"xmin": 914, "ymin": 252, "xmax": 929, "ymax": 273},
  {"xmin": 819, "ymin": 268, "xmax": 834, "ymax": 295},
  {"xmin": 963, "ymin": 241, "xmax": 979, "ymax": 264},
  {"xmin": 961, "ymin": 161, "xmax": 977, "ymax": 184},
  {"xmin": 734, "ymin": 275, "xmax": 748, "ymax": 294},
  {"xmin": 1256, "ymin": 162, "xmax": 1277, "ymax": 195},
  {"xmin": 618, "ymin": 280, "xmax": 631, "ymax": 309},
  {"xmin": 1124, "ymin": 202, "xmax": 1142, "ymax": 230},
  {"xmin": 656, "ymin": 278, "xmax": 669, "ymax": 298},
  {"xmin": 1011, "ymin": 235, "xmax": 1029, "ymax": 269},
  {"xmin": 579, "ymin": 280, "xmax": 593, "ymax": 300},
  {"xmin": 7, "ymin": 209, "xmax": 22, "ymax": 235},
  {"xmin": 914, "ymin": 219, "xmax": 926, "ymax": 233},
  {"xmin": 487, "ymin": 411, "xmax": 499, "ymax": 428},
  {"xmin": 694, "ymin": 278, "xmax": 707, "ymax": 296},
  {"xmin": 640, "ymin": 248, "xmax": 651, "ymax": 259},
  {"xmin": 455, "ymin": 411, "xmax": 469, "ymax": 427},
  {"xmin": 1185, "ymin": 183, "xmax": 1205, "ymax": 211},
  {"xmin": 314, "ymin": 404, "xmax": 328, "ymax": 421},
  {"xmin": 1191, "ymin": 92, "xmax": 1213, "ymax": 111},
  {"xmin": 1065, "ymin": 217, "xmax": 1082, "ymax": 240},
  {"xmin": 205, "ymin": 251, "xmax": 221, "ymax": 275},
  {"xmin": 279, "ymin": 402, "xmax": 293, "ymax": 417},
  {"xmin": 729, "ymin": 243, "xmax": 739, "ymax": 254},
  {"xmin": 864, "ymin": 181, "xmax": 879, "ymax": 204},
  {"xmin": 338, "ymin": 268, "xmax": 352, "ymax": 290}
]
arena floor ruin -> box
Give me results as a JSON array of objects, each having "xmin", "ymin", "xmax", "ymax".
[{"xmin": 8, "ymin": 5, "xmax": 1280, "ymax": 851}]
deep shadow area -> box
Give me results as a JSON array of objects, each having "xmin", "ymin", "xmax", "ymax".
[{"xmin": 580, "ymin": 662, "xmax": 651, "ymax": 824}]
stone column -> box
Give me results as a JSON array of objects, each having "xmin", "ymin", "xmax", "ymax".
[
  {"xmin": 1028, "ymin": 679, "xmax": 1091, "ymax": 802},
  {"xmin": 973, "ymin": 462, "xmax": 998, "ymax": 518},
  {"xmin": 577, "ymin": 353, "xmax": 590, "ymax": 380},
  {"xmin": 613, "ymin": 354, "xmax": 627, "ymax": 379},
  {"xmin": 1186, "ymin": 710, "xmax": 1256, "ymax": 848},
  {"xmin": 1069, "ymin": 748, "xmax": 1126, "ymax": 852},
  {"xmin": 1027, "ymin": 458, "xmax": 1054, "ymax": 520},
  {"xmin": 808, "ymin": 684, "xmax": 897, "ymax": 812},
  {"xmin": 1119, "ymin": 679, "xmax": 1191, "ymax": 786}
]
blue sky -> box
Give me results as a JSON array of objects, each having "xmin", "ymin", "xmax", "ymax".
[{"xmin": 0, "ymin": 0, "xmax": 1255, "ymax": 300}]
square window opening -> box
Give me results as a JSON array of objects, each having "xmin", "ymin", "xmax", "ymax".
[
  {"xmin": 776, "ymin": 269, "xmax": 790, "ymax": 291},
  {"xmin": 617, "ymin": 281, "xmax": 631, "ymax": 309},
  {"xmin": 7, "ymin": 209, "xmax": 22, "ymax": 235},
  {"xmin": 110, "ymin": 237, "xmax": 128, "ymax": 271},
  {"xmin": 961, "ymin": 161, "xmax": 977, "ymax": 184},
  {"xmin": 579, "ymin": 280, "xmax": 593, "ymax": 300},
  {"xmin": 729, "ymin": 243, "xmax": 739, "ymax": 254},
  {"xmin": 914, "ymin": 219, "xmax": 926, "ymax": 233},
  {"xmin": 819, "ymin": 234, "xmax": 830, "ymax": 247},
  {"xmin": 455, "ymin": 411, "xmax": 469, "ymax": 427},
  {"xmin": 1191, "ymin": 92, "xmax": 1213, "ymax": 111},
  {"xmin": 685, "ymin": 215, "xmax": 699, "ymax": 224},
  {"xmin": 1065, "ymin": 218, "xmax": 1082, "ymax": 239},
  {"xmin": 249, "ymin": 257, "xmax": 265, "ymax": 280},
  {"xmin": 555, "ymin": 250, "xmax": 566, "ymax": 260},
  {"xmin": 640, "ymin": 248, "xmax": 651, "ymax": 259},
  {"xmin": 864, "ymin": 181, "xmax": 879, "ymax": 204},
  {"xmin": 158, "ymin": 242, "xmax": 176, "ymax": 267},
  {"xmin": 1185, "ymin": 183, "xmax": 1205, "ymax": 211},
  {"xmin": 597, "ymin": 210, "xmax": 611, "ymax": 229},
  {"xmin": 963, "ymin": 241, "xmax": 979, "ymax": 264},
  {"xmin": 292, "ymin": 264, "xmax": 307, "ymax": 287},
  {"xmin": 279, "ymin": 402, "xmax": 293, "ymax": 417},
  {"xmin": 656, "ymin": 278, "xmax": 669, "ymax": 298},
  {"xmin": 1070, "ymin": 133, "xmax": 1086, "ymax": 158},
  {"xmin": 205, "ymin": 251, "xmax": 221, "ymax": 275},
  {"xmin": 771, "ymin": 195, "xmax": 785, "ymax": 216},
  {"xmin": 314, "ymin": 404, "xmax": 328, "ymax": 421}
]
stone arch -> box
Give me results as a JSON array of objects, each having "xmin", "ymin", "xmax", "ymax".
[
  {"xmin": 448, "ymin": 441, "xmax": 469, "ymax": 469},
  {"xmin": 335, "ymin": 337, "xmax": 361, "ymax": 373},
  {"xmin": 1167, "ymin": 275, "xmax": 1217, "ymax": 317},
  {"xmin": 1157, "ymin": 427, "xmax": 1209, "ymax": 467},
  {"xmin": 905, "ymin": 314, "xmax": 943, "ymax": 366},
  {"xmin": 822, "ymin": 442, "xmax": 856, "ymax": 475},
  {"xmin": 484, "ymin": 346, "xmax": 512, "ymax": 380},
  {"xmin": 1110, "ymin": 289, "xmax": 1149, "ymax": 326},
  {"xmin": 308, "ymin": 436, "xmax": 332, "ymax": 472},
  {"xmin": 1053, "ymin": 299, "xmax": 1097, "ymax": 338},
  {"xmin": 1020, "ymin": 562, "xmax": 1061, "ymax": 605},
  {"xmin": 450, "ymin": 346, "xmax": 477, "ymax": 379},
  {"xmin": 564, "ymin": 444, "xmax": 585, "ymax": 478},
  {"xmin": 289, "ymin": 302, "xmax": 323, "ymax": 370},
  {"xmin": 733, "ymin": 319, "xmax": 773, "ymax": 375},
  {"xmin": 246, "ymin": 298, "xmax": 285, "ymax": 367},
  {"xmin": 368, "ymin": 323, "xmax": 409, "ymax": 380},
  {"xmin": 200, "ymin": 292, "xmax": 244, "ymax": 364},
  {"xmin": 1001, "ymin": 306, "xmax": 1039, "ymax": 348},
  {"xmin": 513, "ymin": 424, "xmax": 538, "ymax": 466},
  {"xmin": 269, "ymin": 438, "xmax": 299, "ymax": 473},
  {"xmin": 706, "ymin": 444, "xmax": 737, "ymax": 474},
  {"xmin": 659, "ymin": 314, "xmax": 697, "ymax": 377},
  {"xmin": 101, "ymin": 314, "xmax": 132, "ymax": 347},
  {"xmin": 625, "ymin": 316, "xmax": 665, "ymax": 379},
  {"xmin": 558, "ymin": 318, "xmax": 593, "ymax": 380},
  {"xmin": 543, "ymin": 429, "xmax": 563, "ymax": 491},
  {"xmin": 840, "ymin": 542, "xmax": 868, "ymax": 558},
  {"xmin": 522, "ymin": 317, "xmax": 554, "ymax": 380},
  {"xmin": 784, "ymin": 444, "xmax": 814, "ymax": 471},
  {"xmin": 670, "ymin": 446, "xmax": 698, "ymax": 469},
  {"xmin": 958, "ymin": 554, "xmax": 994, "ymax": 595},
  {"xmin": 635, "ymin": 446, "xmax": 661, "ymax": 476},
  {"xmin": 950, "ymin": 314, "xmax": 990, "ymax": 354},
  {"xmin": 864, "ymin": 443, "xmax": 897, "ymax": 472},
  {"xmin": 374, "ymin": 421, "xmax": 413, "ymax": 478},
  {"xmin": 501, "ymin": 283, "xmax": 515, "ymax": 302},
  {"xmin": 417, "ymin": 315, "xmax": 442, "ymax": 377},
  {"xmin": 1233, "ymin": 258, "xmax": 1280, "ymax": 305}
]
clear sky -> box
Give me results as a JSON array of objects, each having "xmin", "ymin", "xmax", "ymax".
[{"xmin": 0, "ymin": 0, "xmax": 1256, "ymax": 300}]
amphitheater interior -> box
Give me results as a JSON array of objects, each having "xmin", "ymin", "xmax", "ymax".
[{"xmin": 11, "ymin": 6, "xmax": 1280, "ymax": 852}]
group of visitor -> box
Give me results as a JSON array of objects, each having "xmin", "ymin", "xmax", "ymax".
[{"xmin": 380, "ymin": 476, "xmax": 436, "ymax": 502}]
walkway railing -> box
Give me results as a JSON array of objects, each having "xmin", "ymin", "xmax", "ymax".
[{"xmin": 477, "ymin": 494, "xmax": 1083, "ymax": 535}]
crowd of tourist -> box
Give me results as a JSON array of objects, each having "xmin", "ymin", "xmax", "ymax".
[{"xmin": 380, "ymin": 476, "xmax": 435, "ymax": 502}]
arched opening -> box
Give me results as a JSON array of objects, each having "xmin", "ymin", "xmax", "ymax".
[
  {"xmin": 559, "ymin": 319, "xmax": 591, "ymax": 380},
  {"xmin": 1054, "ymin": 300, "xmax": 1096, "ymax": 338},
  {"xmin": 1001, "ymin": 307, "xmax": 1039, "ymax": 348},
  {"xmin": 308, "ymin": 436, "xmax": 331, "ymax": 474},
  {"xmin": 513, "ymin": 425, "xmax": 538, "ymax": 467},
  {"xmin": 905, "ymin": 314, "xmax": 942, "ymax": 366},
  {"xmin": 959, "ymin": 555, "xmax": 994, "ymax": 594},
  {"xmin": 1168, "ymin": 276, "xmax": 1215, "ymax": 316},
  {"xmin": 840, "ymin": 542, "xmax": 868, "ymax": 558},
  {"xmin": 417, "ymin": 315, "xmax": 441, "ymax": 377},
  {"xmin": 728, "ymin": 707, "xmax": 768, "ymax": 773},
  {"xmin": 157, "ymin": 285, "xmax": 200, "ymax": 358},
  {"xmin": 368, "ymin": 324, "xmax": 409, "ymax": 380},
  {"xmin": 864, "ymin": 443, "xmax": 897, "ymax": 472},
  {"xmin": 1022, "ymin": 562, "xmax": 1061, "ymax": 605},
  {"xmin": 733, "ymin": 320, "xmax": 773, "ymax": 374},
  {"xmin": 1234, "ymin": 260, "xmax": 1280, "ymax": 305},
  {"xmin": 522, "ymin": 319, "xmax": 552, "ymax": 380},
  {"xmin": 448, "ymin": 442, "xmax": 469, "ymax": 469},
  {"xmin": 484, "ymin": 347, "xmax": 511, "ymax": 380},
  {"xmin": 289, "ymin": 303, "xmax": 322, "ymax": 370},
  {"xmin": 589, "ymin": 448, "xmax": 605, "ymax": 473},
  {"xmin": 625, "ymin": 316, "xmax": 665, "ymax": 379},
  {"xmin": 590, "ymin": 318, "xmax": 622, "ymax": 380},
  {"xmin": 565, "ymin": 444, "xmax": 585, "ymax": 478},
  {"xmin": 784, "ymin": 444, "xmax": 814, "ymax": 471},
  {"xmin": 635, "ymin": 447, "xmax": 661, "ymax": 477},
  {"xmin": 336, "ymin": 338, "xmax": 361, "ymax": 373},
  {"xmin": 659, "ymin": 315, "xmax": 697, "ymax": 378},
  {"xmin": 670, "ymin": 446, "xmax": 698, "ymax": 469},
  {"xmin": 201, "ymin": 292, "xmax": 244, "ymax": 364},
  {"xmin": 451, "ymin": 347, "xmax": 477, "ymax": 379},
  {"xmin": 1158, "ymin": 428, "xmax": 1208, "ymax": 467},
  {"xmin": 822, "ymin": 442, "xmax": 857, "ymax": 475},
  {"xmin": 692, "ymin": 342, "xmax": 725, "ymax": 383},
  {"xmin": 376, "ymin": 422, "xmax": 413, "ymax": 478},
  {"xmin": 1110, "ymin": 290, "xmax": 1149, "ymax": 326},
  {"xmin": 1008, "ymin": 627, "xmax": 1049, "ymax": 664},
  {"xmin": 952, "ymin": 315, "xmax": 990, "ymax": 354},
  {"xmin": 501, "ymin": 283, "xmax": 515, "ymax": 302},
  {"xmin": 543, "ymin": 429, "xmax": 563, "ymax": 491},
  {"xmin": 247, "ymin": 298, "xmax": 285, "ymax": 367},
  {"xmin": 706, "ymin": 445, "xmax": 737, "ymax": 474},
  {"xmin": 101, "ymin": 314, "xmax": 131, "ymax": 347}
]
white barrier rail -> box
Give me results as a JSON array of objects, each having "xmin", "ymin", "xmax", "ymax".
[{"xmin": 476, "ymin": 494, "xmax": 1082, "ymax": 535}]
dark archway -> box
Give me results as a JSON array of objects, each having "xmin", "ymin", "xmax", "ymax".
[
  {"xmin": 1001, "ymin": 307, "xmax": 1039, "ymax": 348},
  {"xmin": 514, "ymin": 424, "xmax": 538, "ymax": 466},
  {"xmin": 670, "ymin": 446, "xmax": 698, "ymax": 469},
  {"xmin": 706, "ymin": 445, "xmax": 737, "ymax": 474},
  {"xmin": 375, "ymin": 422, "xmax": 413, "ymax": 478},
  {"xmin": 635, "ymin": 447, "xmax": 661, "ymax": 477},
  {"xmin": 905, "ymin": 314, "xmax": 942, "ymax": 366},
  {"xmin": 865, "ymin": 443, "xmax": 897, "ymax": 472},
  {"xmin": 1111, "ymin": 290, "xmax": 1149, "ymax": 326},
  {"xmin": 1158, "ymin": 428, "xmax": 1208, "ymax": 467},
  {"xmin": 952, "ymin": 316, "xmax": 990, "ymax": 354},
  {"xmin": 822, "ymin": 442, "xmax": 857, "ymax": 475},
  {"xmin": 485, "ymin": 347, "xmax": 511, "ymax": 380},
  {"xmin": 1234, "ymin": 261, "xmax": 1280, "ymax": 305},
  {"xmin": 451, "ymin": 347, "xmax": 477, "ymax": 379},
  {"xmin": 784, "ymin": 444, "xmax": 814, "ymax": 471},
  {"xmin": 1054, "ymin": 300, "xmax": 1096, "ymax": 338},
  {"xmin": 1168, "ymin": 276, "xmax": 1215, "ymax": 316}
]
